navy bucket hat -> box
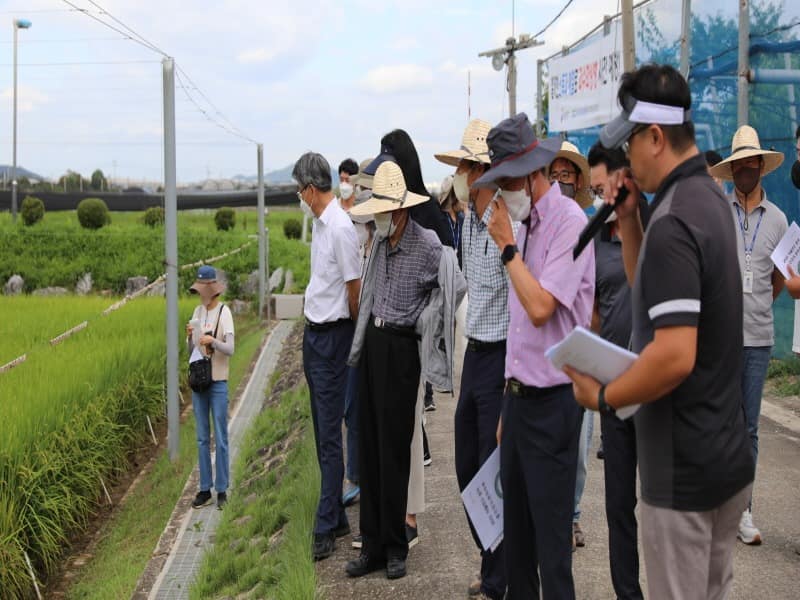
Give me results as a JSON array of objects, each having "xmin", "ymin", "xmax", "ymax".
[{"xmin": 472, "ymin": 112, "xmax": 562, "ymax": 189}]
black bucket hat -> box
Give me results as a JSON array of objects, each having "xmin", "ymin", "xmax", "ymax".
[{"xmin": 472, "ymin": 112, "xmax": 562, "ymax": 189}]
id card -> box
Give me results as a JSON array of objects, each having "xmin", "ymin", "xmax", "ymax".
[{"xmin": 743, "ymin": 270, "xmax": 754, "ymax": 294}]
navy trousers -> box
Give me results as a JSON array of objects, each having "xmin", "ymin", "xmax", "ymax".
[
  {"xmin": 600, "ymin": 412, "xmax": 643, "ymax": 600},
  {"xmin": 501, "ymin": 383, "xmax": 581, "ymax": 600},
  {"xmin": 303, "ymin": 321, "xmax": 354, "ymax": 536},
  {"xmin": 454, "ymin": 343, "xmax": 507, "ymax": 600}
]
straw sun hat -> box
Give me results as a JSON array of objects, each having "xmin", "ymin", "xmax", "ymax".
[
  {"xmin": 709, "ymin": 125, "xmax": 784, "ymax": 181},
  {"xmin": 552, "ymin": 141, "xmax": 592, "ymax": 209},
  {"xmin": 434, "ymin": 119, "xmax": 492, "ymax": 167},
  {"xmin": 349, "ymin": 161, "xmax": 429, "ymax": 216}
]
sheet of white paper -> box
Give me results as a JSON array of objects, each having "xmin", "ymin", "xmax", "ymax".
[
  {"xmin": 461, "ymin": 447, "xmax": 504, "ymax": 551},
  {"xmin": 546, "ymin": 326, "xmax": 640, "ymax": 420},
  {"xmin": 770, "ymin": 221, "xmax": 800, "ymax": 279},
  {"xmin": 189, "ymin": 347, "xmax": 204, "ymax": 364}
]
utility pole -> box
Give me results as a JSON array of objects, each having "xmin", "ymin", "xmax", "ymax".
[
  {"xmin": 479, "ymin": 33, "xmax": 543, "ymax": 117},
  {"xmin": 162, "ymin": 57, "xmax": 179, "ymax": 462},
  {"xmin": 12, "ymin": 18, "xmax": 32, "ymax": 224},
  {"xmin": 737, "ymin": 0, "xmax": 750, "ymax": 126},
  {"xmin": 621, "ymin": 0, "xmax": 635, "ymax": 73},
  {"xmin": 679, "ymin": 0, "xmax": 692, "ymax": 78},
  {"xmin": 257, "ymin": 144, "xmax": 266, "ymax": 319}
]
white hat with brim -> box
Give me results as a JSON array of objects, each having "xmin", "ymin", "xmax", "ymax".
[
  {"xmin": 351, "ymin": 158, "xmax": 374, "ymax": 189},
  {"xmin": 709, "ymin": 125, "xmax": 784, "ymax": 181},
  {"xmin": 552, "ymin": 141, "xmax": 592, "ymax": 209},
  {"xmin": 349, "ymin": 161, "xmax": 430, "ymax": 216},
  {"xmin": 434, "ymin": 119, "xmax": 492, "ymax": 167}
]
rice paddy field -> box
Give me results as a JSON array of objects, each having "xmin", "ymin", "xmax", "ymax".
[{"xmin": 0, "ymin": 296, "xmax": 201, "ymax": 597}]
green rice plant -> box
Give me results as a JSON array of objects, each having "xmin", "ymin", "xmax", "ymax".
[{"xmin": 0, "ymin": 297, "xmax": 198, "ymax": 597}]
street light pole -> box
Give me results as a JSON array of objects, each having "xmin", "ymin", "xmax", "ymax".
[
  {"xmin": 479, "ymin": 33, "xmax": 543, "ymax": 118},
  {"xmin": 11, "ymin": 19, "xmax": 32, "ymax": 224}
]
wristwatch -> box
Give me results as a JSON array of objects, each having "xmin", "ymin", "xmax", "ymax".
[
  {"xmin": 598, "ymin": 384, "xmax": 616, "ymax": 416},
  {"xmin": 501, "ymin": 244, "xmax": 519, "ymax": 265}
]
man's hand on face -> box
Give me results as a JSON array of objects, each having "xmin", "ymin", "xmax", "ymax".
[
  {"xmin": 488, "ymin": 197, "xmax": 515, "ymax": 249},
  {"xmin": 606, "ymin": 167, "xmax": 641, "ymax": 221}
]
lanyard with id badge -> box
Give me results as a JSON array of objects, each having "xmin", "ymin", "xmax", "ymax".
[{"xmin": 735, "ymin": 204, "xmax": 764, "ymax": 294}]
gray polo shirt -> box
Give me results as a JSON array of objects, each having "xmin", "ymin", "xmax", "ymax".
[{"xmin": 729, "ymin": 192, "xmax": 788, "ymax": 347}]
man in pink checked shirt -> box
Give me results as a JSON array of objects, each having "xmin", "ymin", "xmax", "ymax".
[{"xmin": 471, "ymin": 112, "xmax": 595, "ymax": 600}]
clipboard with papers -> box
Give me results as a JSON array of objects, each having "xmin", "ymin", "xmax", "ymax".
[{"xmin": 545, "ymin": 326, "xmax": 640, "ymax": 420}]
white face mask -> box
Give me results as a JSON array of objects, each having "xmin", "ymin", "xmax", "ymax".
[
  {"xmin": 500, "ymin": 188, "xmax": 532, "ymax": 222},
  {"xmin": 453, "ymin": 172, "xmax": 471, "ymax": 204},
  {"xmin": 374, "ymin": 212, "xmax": 397, "ymax": 238},
  {"xmin": 300, "ymin": 195, "xmax": 314, "ymax": 218},
  {"xmin": 354, "ymin": 222, "xmax": 369, "ymax": 247},
  {"xmin": 340, "ymin": 182, "xmax": 354, "ymax": 200}
]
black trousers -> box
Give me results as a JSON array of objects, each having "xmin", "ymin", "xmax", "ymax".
[
  {"xmin": 454, "ymin": 343, "xmax": 507, "ymax": 600},
  {"xmin": 600, "ymin": 412, "xmax": 643, "ymax": 600},
  {"xmin": 501, "ymin": 383, "xmax": 581, "ymax": 600},
  {"xmin": 358, "ymin": 320, "xmax": 420, "ymax": 560}
]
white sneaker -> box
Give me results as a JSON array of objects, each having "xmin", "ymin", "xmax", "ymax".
[{"xmin": 738, "ymin": 509, "xmax": 762, "ymax": 545}]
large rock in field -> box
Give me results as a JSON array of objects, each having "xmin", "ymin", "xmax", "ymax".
[
  {"xmin": 126, "ymin": 276, "xmax": 149, "ymax": 296},
  {"xmin": 32, "ymin": 287, "xmax": 68, "ymax": 297},
  {"xmin": 147, "ymin": 279, "xmax": 165, "ymax": 297},
  {"xmin": 229, "ymin": 299, "xmax": 250, "ymax": 315},
  {"xmin": 75, "ymin": 273, "xmax": 93, "ymax": 296},
  {"xmin": 269, "ymin": 267, "xmax": 284, "ymax": 293},
  {"xmin": 282, "ymin": 270, "xmax": 295, "ymax": 294},
  {"xmin": 242, "ymin": 271, "xmax": 259, "ymax": 297},
  {"xmin": 4, "ymin": 274, "xmax": 24, "ymax": 295}
]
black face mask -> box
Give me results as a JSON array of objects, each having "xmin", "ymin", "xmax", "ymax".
[
  {"xmin": 792, "ymin": 161, "xmax": 800, "ymax": 190},
  {"xmin": 558, "ymin": 182, "xmax": 576, "ymax": 199},
  {"xmin": 733, "ymin": 166, "xmax": 761, "ymax": 196}
]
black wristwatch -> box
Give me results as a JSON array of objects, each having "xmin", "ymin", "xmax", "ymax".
[
  {"xmin": 598, "ymin": 384, "xmax": 616, "ymax": 416},
  {"xmin": 501, "ymin": 244, "xmax": 519, "ymax": 265}
]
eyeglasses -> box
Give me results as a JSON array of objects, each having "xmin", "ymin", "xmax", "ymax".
[
  {"xmin": 590, "ymin": 186, "xmax": 605, "ymax": 200},
  {"xmin": 296, "ymin": 184, "xmax": 311, "ymax": 201},
  {"xmin": 549, "ymin": 169, "xmax": 577, "ymax": 184},
  {"xmin": 621, "ymin": 124, "xmax": 650, "ymax": 156}
]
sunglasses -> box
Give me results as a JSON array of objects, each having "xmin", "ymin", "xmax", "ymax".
[{"xmin": 622, "ymin": 124, "xmax": 650, "ymax": 156}]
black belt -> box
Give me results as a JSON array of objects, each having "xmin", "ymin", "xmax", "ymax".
[
  {"xmin": 507, "ymin": 378, "xmax": 570, "ymax": 398},
  {"xmin": 467, "ymin": 338, "xmax": 506, "ymax": 353},
  {"xmin": 371, "ymin": 316, "xmax": 420, "ymax": 339},
  {"xmin": 305, "ymin": 318, "xmax": 350, "ymax": 332}
]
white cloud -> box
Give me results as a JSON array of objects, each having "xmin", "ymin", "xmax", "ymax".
[
  {"xmin": 236, "ymin": 47, "xmax": 279, "ymax": 64},
  {"xmin": 360, "ymin": 64, "xmax": 434, "ymax": 95}
]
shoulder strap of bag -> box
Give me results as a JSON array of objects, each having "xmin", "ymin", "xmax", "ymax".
[{"xmin": 213, "ymin": 304, "xmax": 224, "ymax": 338}]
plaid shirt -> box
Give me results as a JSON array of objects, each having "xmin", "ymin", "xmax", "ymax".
[
  {"xmin": 372, "ymin": 218, "xmax": 442, "ymax": 326},
  {"xmin": 462, "ymin": 202, "xmax": 512, "ymax": 342}
]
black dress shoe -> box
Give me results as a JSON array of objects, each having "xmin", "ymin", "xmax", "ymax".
[
  {"xmin": 345, "ymin": 553, "xmax": 385, "ymax": 577},
  {"xmin": 313, "ymin": 533, "xmax": 335, "ymax": 561},
  {"xmin": 386, "ymin": 556, "xmax": 407, "ymax": 579}
]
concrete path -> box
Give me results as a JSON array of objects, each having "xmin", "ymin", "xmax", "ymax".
[
  {"xmin": 317, "ymin": 339, "xmax": 800, "ymax": 598},
  {"xmin": 145, "ymin": 320, "xmax": 294, "ymax": 600}
]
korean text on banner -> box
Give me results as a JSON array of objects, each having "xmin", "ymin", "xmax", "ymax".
[{"xmin": 548, "ymin": 21, "xmax": 623, "ymax": 132}]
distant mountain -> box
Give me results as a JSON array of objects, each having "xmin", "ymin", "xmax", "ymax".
[
  {"xmin": 237, "ymin": 164, "xmax": 342, "ymax": 186},
  {"xmin": 0, "ymin": 165, "xmax": 47, "ymax": 181}
]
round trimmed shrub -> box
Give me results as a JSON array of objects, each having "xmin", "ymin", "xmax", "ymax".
[
  {"xmin": 77, "ymin": 198, "xmax": 110, "ymax": 229},
  {"xmin": 21, "ymin": 195, "xmax": 45, "ymax": 226},
  {"xmin": 215, "ymin": 207, "xmax": 236, "ymax": 231},
  {"xmin": 283, "ymin": 218, "xmax": 302, "ymax": 240},
  {"xmin": 143, "ymin": 206, "xmax": 165, "ymax": 227}
]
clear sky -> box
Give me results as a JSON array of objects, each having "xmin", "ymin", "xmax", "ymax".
[{"xmin": 0, "ymin": 0, "xmax": 753, "ymax": 185}]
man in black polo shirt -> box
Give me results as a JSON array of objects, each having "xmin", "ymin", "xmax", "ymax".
[{"xmin": 564, "ymin": 64, "xmax": 754, "ymax": 600}]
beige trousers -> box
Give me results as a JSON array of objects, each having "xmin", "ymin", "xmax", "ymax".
[{"xmin": 641, "ymin": 483, "xmax": 751, "ymax": 600}]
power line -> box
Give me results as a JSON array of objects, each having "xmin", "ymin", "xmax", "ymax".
[
  {"xmin": 2, "ymin": 60, "xmax": 160, "ymax": 66},
  {"xmin": 532, "ymin": 0, "xmax": 575, "ymax": 39},
  {"xmin": 84, "ymin": 0, "xmax": 170, "ymax": 57},
  {"xmin": 58, "ymin": 0, "xmax": 167, "ymax": 57},
  {"xmin": 0, "ymin": 36, "xmax": 127, "ymax": 44}
]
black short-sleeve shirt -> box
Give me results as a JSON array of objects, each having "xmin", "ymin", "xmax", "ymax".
[{"xmin": 631, "ymin": 153, "xmax": 754, "ymax": 511}]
